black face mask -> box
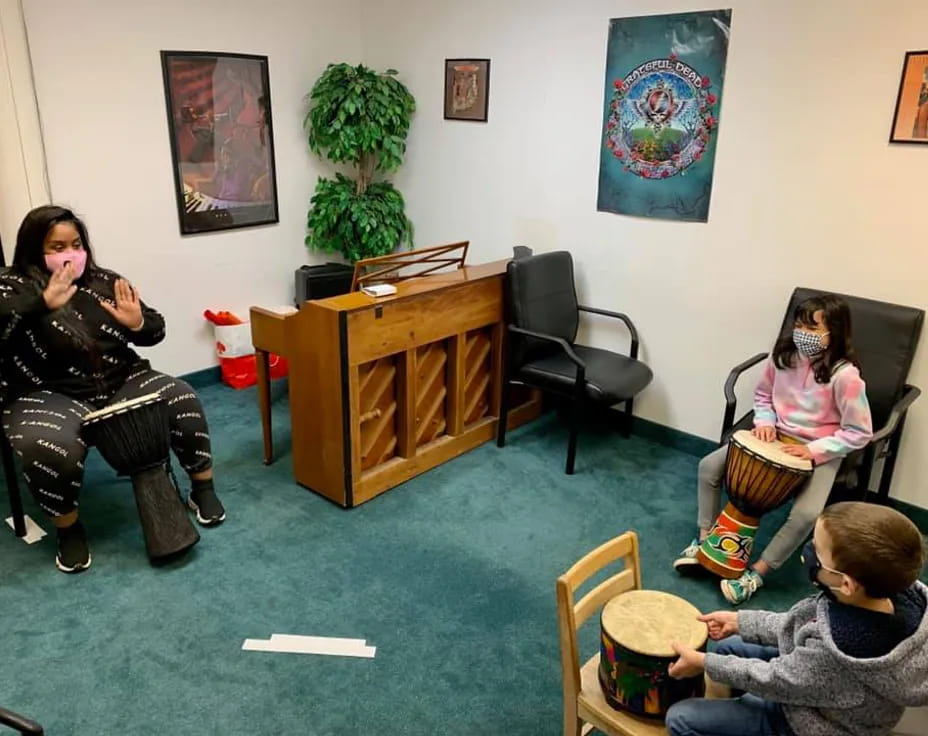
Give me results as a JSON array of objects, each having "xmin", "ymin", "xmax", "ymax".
[{"xmin": 800, "ymin": 541, "xmax": 842, "ymax": 601}]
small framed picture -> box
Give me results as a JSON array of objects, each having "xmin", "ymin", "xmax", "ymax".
[
  {"xmin": 161, "ymin": 50, "xmax": 279, "ymax": 234},
  {"xmin": 889, "ymin": 50, "xmax": 928, "ymax": 144},
  {"xmin": 444, "ymin": 58, "xmax": 490, "ymax": 122}
]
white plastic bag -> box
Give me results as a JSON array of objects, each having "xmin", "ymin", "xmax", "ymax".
[{"xmin": 213, "ymin": 323, "xmax": 252, "ymax": 359}]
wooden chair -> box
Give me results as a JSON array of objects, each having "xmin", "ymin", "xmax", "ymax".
[{"xmin": 556, "ymin": 532, "xmax": 666, "ymax": 736}]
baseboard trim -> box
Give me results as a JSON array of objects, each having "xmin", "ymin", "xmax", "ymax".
[
  {"xmin": 887, "ymin": 498, "xmax": 928, "ymax": 534},
  {"xmin": 630, "ymin": 415, "xmax": 717, "ymax": 458},
  {"xmin": 180, "ymin": 366, "xmax": 221, "ymax": 389},
  {"xmin": 623, "ymin": 412, "xmax": 928, "ymax": 524}
]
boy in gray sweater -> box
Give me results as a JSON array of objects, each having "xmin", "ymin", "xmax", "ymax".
[{"xmin": 665, "ymin": 501, "xmax": 928, "ymax": 736}]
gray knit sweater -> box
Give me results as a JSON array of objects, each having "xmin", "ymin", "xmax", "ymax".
[{"xmin": 705, "ymin": 581, "xmax": 928, "ymax": 736}]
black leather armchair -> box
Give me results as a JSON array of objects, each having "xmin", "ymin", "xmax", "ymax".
[
  {"xmin": 720, "ymin": 287, "xmax": 923, "ymax": 502},
  {"xmin": 496, "ymin": 251, "xmax": 653, "ymax": 474}
]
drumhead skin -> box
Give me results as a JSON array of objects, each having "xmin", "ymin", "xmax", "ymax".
[
  {"xmin": 731, "ymin": 429, "xmax": 813, "ymax": 471},
  {"xmin": 601, "ymin": 590, "xmax": 707, "ymax": 658},
  {"xmin": 82, "ymin": 392, "xmax": 163, "ymax": 422}
]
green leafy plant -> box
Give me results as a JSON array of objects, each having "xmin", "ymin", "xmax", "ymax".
[{"xmin": 304, "ymin": 63, "xmax": 416, "ymax": 262}]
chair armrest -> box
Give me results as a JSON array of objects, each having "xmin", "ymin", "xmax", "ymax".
[
  {"xmin": 721, "ymin": 352, "xmax": 769, "ymax": 438},
  {"xmin": 871, "ymin": 384, "xmax": 921, "ymax": 444},
  {"xmin": 0, "ymin": 707, "xmax": 44, "ymax": 735},
  {"xmin": 577, "ymin": 305, "xmax": 640, "ymax": 359},
  {"xmin": 507, "ymin": 325, "xmax": 587, "ymax": 377}
]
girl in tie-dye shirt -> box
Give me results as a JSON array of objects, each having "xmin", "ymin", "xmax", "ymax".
[{"xmin": 673, "ymin": 295, "xmax": 873, "ymax": 604}]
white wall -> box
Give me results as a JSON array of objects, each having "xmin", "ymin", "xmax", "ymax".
[
  {"xmin": 0, "ymin": 0, "xmax": 50, "ymax": 257},
  {"xmin": 360, "ymin": 0, "xmax": 928, "ymax": 508},
  {"xmin": 21, "ymin": 0, "xmax": 361, "ymax": 367}
]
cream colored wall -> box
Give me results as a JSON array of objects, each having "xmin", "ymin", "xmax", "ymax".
[
  {"xmin": 0, "ymin": 0, "xmax": 49, "ymax": 259},
  {"xmin": 15, "ymin": 0, "xmax": 928, "ymax": 506},
  {"xmin": 20, "ymin": 0, "xmax": 362, "ymax": 369},
  {"xmin": 360, "ymin": 0, "xmax": 928, "ymax": 507}
]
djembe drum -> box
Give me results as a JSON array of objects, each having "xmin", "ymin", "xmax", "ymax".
[
  {"xmin": 697, "ymin": 429, "xmax": 813, "ymax": 579},
  {"xmin": 82, "ymin": 393, "xmax": 200, "ymax": 562},
  {"xmin": 599, "ymin": 590, "xmax": 707, "ymax": 719}
]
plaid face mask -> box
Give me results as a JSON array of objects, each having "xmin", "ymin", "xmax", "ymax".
[{"xmin": 793, "ymin": 328, "xmax": 828, "ymax": 357}]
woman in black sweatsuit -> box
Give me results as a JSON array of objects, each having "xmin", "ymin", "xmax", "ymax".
[{"xmin": 0, "ymin": 205, "xmax": 225, "ymax": 573}]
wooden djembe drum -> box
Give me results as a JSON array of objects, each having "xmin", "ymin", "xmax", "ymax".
[{"xmin": 697, "ymin": 430, "xmax": 813, "ymax": 578}]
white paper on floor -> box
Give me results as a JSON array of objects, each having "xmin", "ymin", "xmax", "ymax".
[
  {"xmin": 242, "ymin": 634, "xmax": 376, "ymax": 658},
  {"xmin": 5, "ymin": 515, "xmax": 47, "ymax": 544}
]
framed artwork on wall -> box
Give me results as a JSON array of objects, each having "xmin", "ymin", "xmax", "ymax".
[
  {"xmin": 160, "ymin": 50, "xmax": 279, "ymax": 234},
  {"xmin": 890, "ymin": 50, "xmax": 928, "ymax": 143},
  {"xmin": 444, "ymin": 58, "xmax": 490, "ymax": 122}
]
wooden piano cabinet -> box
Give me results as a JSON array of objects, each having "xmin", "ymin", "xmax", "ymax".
[{"xmin": 251, "ymin": 259, "xmax": 542, "ymax": 507}]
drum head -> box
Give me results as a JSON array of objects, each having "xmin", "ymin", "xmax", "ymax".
[
  {"xmin": 601, "ymin": 590, "xmax": 706, "ymax": 658},
  {"xmin": 731, "ymin": 429, "xmax": 813, "ymax": 471},
  {"xmin": 82, "ymin": 392, "xmax": 164, "ymax": 423}
]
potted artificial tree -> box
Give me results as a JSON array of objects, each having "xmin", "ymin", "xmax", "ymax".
[{"xmin": 304, "ymin": 63, "xmax": 416, "ymax": 263}]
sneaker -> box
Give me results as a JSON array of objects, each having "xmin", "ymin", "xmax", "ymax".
[
  {"xmin": 720, "ymin": 569, "xmax": 764, "ymax": 605},
  {"xmin": 56, "ymin": 521, "xmax": 92, "ymax": 574},
  {"xmin": 673, "ymin": 538, "xmax": 708, "ymax": 575},
  {"xmin": 187, "ymin": 484, "xmax": 226, "ymax": 526}
]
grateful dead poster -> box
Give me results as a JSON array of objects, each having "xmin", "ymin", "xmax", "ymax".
[{"xmin": 597, "ymin": 10, "xmax": 731, "ymax": 222}]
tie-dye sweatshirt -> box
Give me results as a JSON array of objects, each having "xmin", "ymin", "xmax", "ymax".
[{"xmin": 753, "ymin": 356, "xmax": 873, "ymax": 465}]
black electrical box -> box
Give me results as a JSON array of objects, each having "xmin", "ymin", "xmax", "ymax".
[{"xmin": 294, "ymin": 263, "xmax": 354, "ymax": 307}]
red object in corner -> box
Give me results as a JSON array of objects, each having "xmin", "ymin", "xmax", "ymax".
[{"xmin": 219, "ymin": 354, "xmax": 289, "ymax": 390}]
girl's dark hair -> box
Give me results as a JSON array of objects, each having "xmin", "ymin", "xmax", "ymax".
[
  {"xmin": 772, "ymin": 294, "xmax": 859, "ymax": 384},
  {"xmin": 12, "ymin": 205, "xmax": 104, "ymax": 353}
]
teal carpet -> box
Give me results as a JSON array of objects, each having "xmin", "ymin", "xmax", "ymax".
[{"xmin": 1, "ymin": 381, "xmax": 925, "ymax": 735}]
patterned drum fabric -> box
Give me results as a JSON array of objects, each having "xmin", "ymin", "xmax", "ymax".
[{"xmin": 599, "ymin": 590, "xmax": 707, "ymax": 719}]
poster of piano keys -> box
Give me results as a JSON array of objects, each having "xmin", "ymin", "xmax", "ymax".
[
  {"xmin": 160, "ymin": 51, "xmax": 279, "ymax": 234},
  {"xmin": 597, "ymin": 10, "xmax": 731, "ymax": 222}
]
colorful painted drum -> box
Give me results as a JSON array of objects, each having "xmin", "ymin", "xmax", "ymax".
[
  {"xmin": 697, "ymin": 430, "xmax": 813, "ymax": 578},
  {"xmin": 599, "ymin": 590, "xmax": 707, "ymax": 719}
]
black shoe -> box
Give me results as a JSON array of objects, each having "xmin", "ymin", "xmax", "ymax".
[
  {"xmin": 188, "ymin": 483, "xmax": 226, "ymax": 526},
  {"xmin": 56, "ymin": 521, "xmax": 92, "ymax": 574}
]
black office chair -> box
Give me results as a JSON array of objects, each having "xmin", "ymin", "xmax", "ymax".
[
  {"xmin": 0, "ymin": 242, "xmax": 29, "ymax": 536},
  {"xmin": 497, "ymin": 251, "xmax": 653, "ymax": 474},
  {"xmin": 0, "ymin": 706, "xmax": 44, "ymax": 735},
  {"xmin": 720, "ymin": 287, "xmax": 923, "ymax": 502}
]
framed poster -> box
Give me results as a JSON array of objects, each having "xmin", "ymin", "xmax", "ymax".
[
  {"xmin": 160, "ymin": 50, "xmax": 279, "ymax": 234},
  {"xmin": 444, "ymin": 58, "xmax": 490, "ymax": 122},
  {"xmin": 889, "ymin": 51, "xmax": 928, "ymax": 143},
  {"xmin": 597, "ymin": 10, "xmax": 732, "ymax": 222}
]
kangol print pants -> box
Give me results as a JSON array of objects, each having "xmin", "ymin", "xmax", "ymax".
[{"xmin": 2, "ymin": 369, "xmax": 212, "ymax": 517}]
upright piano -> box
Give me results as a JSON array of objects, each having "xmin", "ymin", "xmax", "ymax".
[{"xmin": 250, "ymin": 245, "xmax": 541, "ymax": 507}]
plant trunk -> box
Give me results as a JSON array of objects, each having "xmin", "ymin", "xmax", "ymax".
[{"xmin": 356, "ymin": 154, "xmax": 375, "ymax": 195}]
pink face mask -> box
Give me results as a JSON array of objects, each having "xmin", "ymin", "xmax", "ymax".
[{"xmin": 44, "ymin": 249, "xmax": 88, "ymax": 279}]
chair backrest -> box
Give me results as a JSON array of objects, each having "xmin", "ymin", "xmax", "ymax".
[
  {"xmin": 512, "ymin": 245, "xmax": 534, "ymax": 260},
  {"xmin": 556, "ymin": 532, "xmax": 642, "ymax": 718},
  {"xmin": 506, "ymin": 251, "xmax": 580, "ymax": 366},
  {"xmin": 778, "ymin": 288, "xmax": 924, "ymax": 428},
  {"xmin": 0, "ymin": 266, "xmax": 11, "ymax": 408}
]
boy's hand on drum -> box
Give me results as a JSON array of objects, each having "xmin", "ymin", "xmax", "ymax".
[
  {"xmin": 43, "ymin": 262, "xmax": 78, "ymax": 310},
  {"xmin": 751, "ymin": 426, "xmax": 777, "ymax": 442},
  {"xmin": 99, "ymin": 278, "xmax": 144, "ymax": 330},
  {"xmin": 698, "ymin": 611, "xmax": 739, "ymax": 640},
  {"xmin": 668, "ymin": 642, "xmax": 705, "ymax": 679},
  {"xmin": 781, "ymin": 444, "xmax": 814, "ymax": 460}
]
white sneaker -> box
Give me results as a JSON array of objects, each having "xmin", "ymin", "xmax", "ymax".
[
  {"xmin": 672, "ymin": 538, "xmax": 702, "ymax": 573},
  {"xmin": 721, "ymin": 569, "xmax": 764, "ymax": 605}
]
